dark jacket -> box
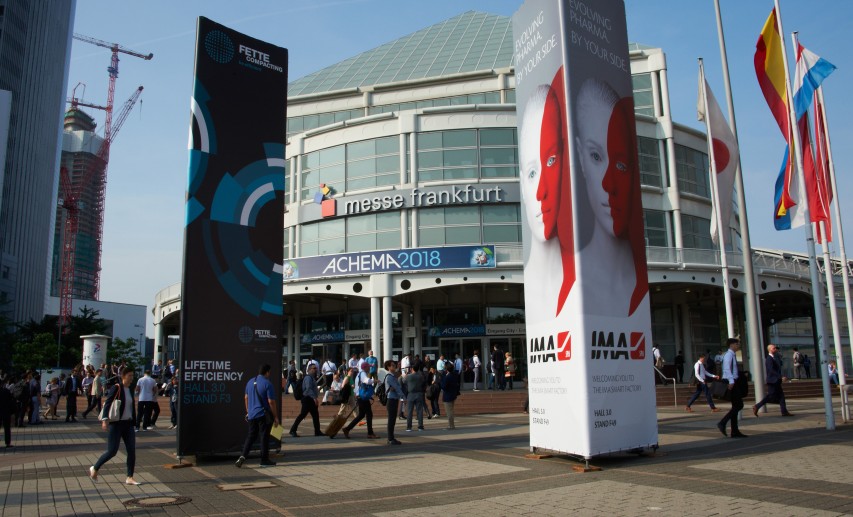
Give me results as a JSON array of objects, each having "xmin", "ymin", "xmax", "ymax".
[
  {"xmin": 491, "ymin": 349, "xmax": 505, "ymax": 372},
  {"xmin": 405, "ymin": 372, "xmax": 426, "ymax": 394},
  {"xmin": 101, "ymin": 384, "xmax": 136, "ymax": 423},
  {"xmin": 440, "ymin": 371, "xmax": 461, "ymax": 403},
  {"xmin": 765, "ymin": 354, "xmax": 783, "ymax": 384}
]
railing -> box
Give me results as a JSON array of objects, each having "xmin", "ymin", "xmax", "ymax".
[{"xmin": 654, "ymin": 366, "xmax": 678, "ymax": 407}]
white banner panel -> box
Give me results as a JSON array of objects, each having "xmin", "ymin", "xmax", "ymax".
[{"xmin": 513, "ymin": 0, "xmax": 657, "ymax": 458}]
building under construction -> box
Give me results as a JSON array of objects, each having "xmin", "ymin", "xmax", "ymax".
[{"xmin": 50, "ymin": 107, "xmax": 105, "ymax": 300}]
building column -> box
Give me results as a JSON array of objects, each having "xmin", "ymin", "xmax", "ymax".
[
  {"xmin": 659, "ymin": 68, "xmax": 684, "ymax": 253},
  {"xmin": 371, "ymin": 296, "xmax": 381, "ymax": 361},
  {"xmin": 382, "ymin": 295, "xmax": 392, "ymax": 365},
  {"xmin": 413, "ymin": 302, "xmax": 422, "ymax": 357},
  {"xmin": 294, "ymin": 308, "xmax": 302, "ymax": 369},
  {"xmin": 402, "ymin": 306, "xmax": 412, "ymax": 356},
  {"xmin": 155, "ymin": 320, "xmax": 166, "ymax": 365},
  {"xmin": 680, "ymin": 302, "xmax": 692, "ymax": 365}
]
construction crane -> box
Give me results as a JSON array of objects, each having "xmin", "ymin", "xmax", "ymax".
[{"xmin": 58, "ymin": 33, "xmax": 152, "ymax": 326}]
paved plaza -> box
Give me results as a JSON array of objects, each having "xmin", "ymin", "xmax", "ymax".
[{"xmin": 1, "ymin": 396, "xmax": 852, "ymax": 516}]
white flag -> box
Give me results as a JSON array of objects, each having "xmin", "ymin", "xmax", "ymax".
[{"xmin": 698, "ymin": 77, "xmax": 739, "ymax": 246}]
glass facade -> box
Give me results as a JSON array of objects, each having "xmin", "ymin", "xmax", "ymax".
[
  {"xmin": 632, "ymin": 73, "xmax": 655, "ymax": 117},
  {"xmin": 300, "ymin": 212, "xmax": 401, "ymax": 256},
  {"xmin": 643, "ymin": 209, "xmax": 668, "ymax": 247},
  {"xmin": 300, "ymin": 136, "xmax": 401, "ymax": 201},
  {"xmin": 682, "ymin": 214, "xmax": 713, "ymax": 250},
  {"xmin": 675, "ymin": 144, "xmax": 711, "ymax": 199},
  {"xmin": 417, "ymin": 129, "xmax": 518, "ymax": 181},
  {"xmin": 368, "ymin": 91, "xmax": 501, "ymax": 115},
  {"xmin": 418, "ymin": 205, "xmax": 521, "ymax": 246},
  {"xmin": 638, "ymin": 136, "xmax": 662, "ymax": 187}
]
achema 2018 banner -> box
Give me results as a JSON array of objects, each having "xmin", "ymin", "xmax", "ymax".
[
  {"xmin": 513, "ymin": 0, "xmax": 657, "ymax": 458},
  {"xmin": 179, "ymin": 17, "xmax": 287, "ymax": 456}
]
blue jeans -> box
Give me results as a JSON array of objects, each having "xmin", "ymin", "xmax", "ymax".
[
  {"xmin": 94, "ymin": 420, "xmax": 135, "ymax": 477},
  {"xmin": 686, "ymin": 383, "xmax": 715, "ymax": 409}
]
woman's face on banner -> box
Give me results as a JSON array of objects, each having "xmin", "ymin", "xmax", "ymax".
[
  {"xmin": 520, "ymin": 88, "xmax": 563, "ymax": 242},
  {"xmin": 578, "ymin": 98, "xmax": 633, "ymax": 239}
]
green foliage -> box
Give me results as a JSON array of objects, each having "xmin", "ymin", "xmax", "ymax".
[
  {"xmin": 14, "ymin": 305, "xmax": 108, "ymax": 369},
  {"xmin": 11, "ymin": 333, "xmax": 58, "ymax": 372},
  {"xmin": 108, "ymin": 337, "xmax": 144, "ymax": 373}
]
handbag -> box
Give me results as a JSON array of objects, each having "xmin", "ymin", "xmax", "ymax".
[
  {"xmin": 710, "ymin": 380, "xmax": 730, "ymax": 401},
  {"xmin": 253, "ymin": 377, "xmax": 274, "ymax": 426},
  {"xmin": 100, "ymin": 387, "xmax": 123, "ymax": 422}
]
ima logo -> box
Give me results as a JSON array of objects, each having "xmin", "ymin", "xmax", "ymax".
[
  {"xmin": 590, "ymin": 331, "xmax": 646, "ymax": 360},
  {"xmin": 528, "ymin": 330, "xmax": 570, "ymax": 363}
]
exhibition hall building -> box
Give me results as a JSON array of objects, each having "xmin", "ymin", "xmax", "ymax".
[{"xmin": 155, "ymin": 12, "xmax": 851, "ymax": 383}]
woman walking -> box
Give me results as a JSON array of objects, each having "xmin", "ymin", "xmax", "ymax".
[{"xmin": 88, "ymin": 369, "xmax": 140, "ymax": 485}]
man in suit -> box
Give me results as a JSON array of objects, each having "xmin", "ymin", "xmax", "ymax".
[
  {"xmin": 753, "ymin": 344, "xmax": 794, "ymax": 417},
  {"xmin": 717, "ymin": 338, "xmax": 747, "ymax": 438},
  {"xmin": 64, "ymin": 369, "xmax": 79, "ymax": 422},
  {"xmin": 491, "ymin": 345, "xmax": 506, "ymax": 390}
]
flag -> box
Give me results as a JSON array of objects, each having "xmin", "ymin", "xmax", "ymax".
[
  {"xmin": 755, "ymin": 9, "xmax": 802, "ymax": 230},
  {"xmin": 698, "ymin": 76, "xmax": 738, "ymax": 246},
  {"xmin": 814, "ymin": 95, "xmax": 833, "ymax": 242},
  {"xmin": 795, "ymin": 43, "xmax": 835, "ymax": 233}
]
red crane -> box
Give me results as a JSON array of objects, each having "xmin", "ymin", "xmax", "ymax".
[{"xmin": 58, "ymin": 33, "xmax": 152, "ymax": 326}]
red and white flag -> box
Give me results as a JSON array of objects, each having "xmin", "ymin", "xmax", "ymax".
[{"xmin": 698, "ymin": 76, "xmax": 739, "ymax": 246}]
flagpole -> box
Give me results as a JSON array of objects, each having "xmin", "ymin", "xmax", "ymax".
[
  {"xmin": 778, "ymin": 9, "xmax": 834, "ymax": 430},
  {"xmin": 698, "ymin": 59, "xmax": 735, "ymax": 337},
  {"xmin": 713, "ymin": 0, "xmax": 766, "ymax": 405},
  {"xmin": 816, "ymin": 85, "xmax": 850, "ymax": 420}
]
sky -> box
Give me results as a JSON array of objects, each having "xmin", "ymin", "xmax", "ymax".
[{"xmin": 67, "ymin": 1, "xmax": 853, "ymax": 336}]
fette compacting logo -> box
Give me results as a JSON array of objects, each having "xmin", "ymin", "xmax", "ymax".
[{"xmin": 204, "ymin": 30, "xmax": 235, "ymax": 63}]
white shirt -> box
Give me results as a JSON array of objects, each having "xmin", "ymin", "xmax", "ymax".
[
  {"xmin": 306, "ymin": 359, "xmax": 319, "ymax": 373},
  {"xmin": 693, "ymin": 361, "xmax": 714, "ymax": 384},
  {"xmin": 136, "ymin": 375, "xmax": 156, "ymax": 402},
  {"xmin": 653, "ymin": 347, "xmax": 661, "ymax": 360},
  {"xmin": 473, "ymin": 355, "xmax": 481, "ymax": 368},
  {"xmin": 322, "ymin": 360, "xmax": 336, "ymax": 375},
  {"xmin": 401, "ymin": 356, "xmax": 411, "ymax": 373}
]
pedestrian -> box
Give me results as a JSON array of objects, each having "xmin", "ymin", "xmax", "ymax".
[
  {"xmin": 426, "ymin": 368, "xmax": 441, "ymax": 418},
  {"xmin": 436, "ymin": 354, "xmax": 447, "ymax": 378},
  {"xmin": 674, "ymin": 350, "xmax": 685, "ymax": 383},
  {"xmin": 321, "ymin": 358, "xmax": 337, "ymax": 390},
  {"xmin": 828, "ymin": 361, "xmax": 840, "ymax": 385},
  {"xmin": 454, "ymin": 353, "xmax": 463, "ymax": 377},
  {"xmin": 504, "ymin": 351, "xmax": 516, "ymax": 390},
  {"xmin": 803, "ymin": 354, "xmax": 812, "ymax": 379},
  {"xmin": 235, "ymin": 364, "xmax": 279, "ymax": 468},
  {"xmin": 167, "ymin": 376, "xmax": 179, "ymax": 429},
  {"xmin": 383, "ymin": 360, "xmax": 404, "ymax": 445},
  {"xmin": 347, "ymin": 353, "xmax": 359, "ymax": 376},
  {"xmin": 717, "ymin": 338, "xmax": 748, "ymax": 438},
  {"xmin": 43, "ymin": 377, "xmax": 60, "ymax": 420},
  {"xmin": 322, "ymin": 372, "xmax": 343, "ymax": 405},
  {"xmin": 290, "ymin": 362, "xmax": 323, "ymax": 437},
  {"xmin": 82, "ymin": 369, "xmax": 104, "ymax": 419},
  {"xmin": 792, "ymin": 347, "xmax": 804, "ymax": 380},
  {"xmin": 12, "ymin": 375, "xmax": 28, "ymax": 427},
  {"xmin": 305, "ymin": 356, "xmax": 320, "ymax": 378},
  {"xmin": 440, "ymin": 363, "xmax": 461, "ymax": 430},
  {"xmin": 684, "ymin": 354, "xmax": 720, "ymax": 413},
  {"xmin": 63, "ymin": 369, "xmax": 79, "ymax": 423},
  {"xmin": 28, "ymin": 373, "xmax": 42, "ymax": 425},
  {"xmin": 81, "ymin": 370, "xmax": 94, "ymax": 414},
  {"xmin": 285, "ymin": 360, "xmax": 298, "ymax": 394},
  {"xmin": 366, "ymin": 350, "xmax": 378, "ymax": 376},
  {"xmin": 0, "ymin": 381, "xmax": 14, "ymax": 447},
  {"xmin": 89, "ymin": 368, "xmax": 140, "ymax": 485},
  {"xmin": 405, "ymin": 363, "xmax": 427, "ymax": 432},
  {"xmin": 135, "ymin": 370, "xmax": 158, "ymax": 431},
  {"xmin": 342, "ymin": 362, "xmax": 380, "ymax": 439},
  {"xmin": 472, "ymin": 351, "xmax": 481, "ymax": 391},
  {"xmin": 753, "ymin": 344, "xmax": 794, "ymax": 418},
  {"xmin": 152, "ymin": 360, "xmax": 162, "ymax": 381},
  {"xmin": 492, "ymin": 344, "xmax": 506, "ymax": 390},
  {"xmin": 400, "ymin": 352, "xmax": 411, "ymax": 375}
]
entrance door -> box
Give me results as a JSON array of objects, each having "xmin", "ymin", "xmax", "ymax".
[
  {"xmin": 439, "ymin": 338, "xmax": 481, "ymax": 384},
  {"xmin": 488, "ymin": 337, "xmax": 526, "ymax": 387}
]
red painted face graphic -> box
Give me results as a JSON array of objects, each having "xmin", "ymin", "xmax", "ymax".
[
  {"xmin": 603, "ymin": 98, "xmax": 635, "ymax": 239},
  {"xmin": 537, "ymin": 90, "xmax": 563, "ymax": 240}
]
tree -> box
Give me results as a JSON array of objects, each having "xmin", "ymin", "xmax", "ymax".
[
  {"xmin": 12, "ymin": 333, "xmax": 58, "ymax": 372},
  {"xmin": 107, "ymin": 337, "xmax": 144, "ymax": 374}
]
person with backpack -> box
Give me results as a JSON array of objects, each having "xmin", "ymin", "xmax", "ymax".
[
  {"xmin": 383, "ymin": 360, "xmax": 404, "ymax": 445},
  {"xmin": 440, "ymin": 363, "xmax": 461, "ymax": 430},
  {"xmin": 792, "ymin": 347, "xmax": 804, "ymax": 380},
  {"xmin": 342, "ymin": 362, "xmax": 379, "ymax": 439},
  {"xmin": 289, "ymin": 363, "xmax": 322, "ymax": 438}
]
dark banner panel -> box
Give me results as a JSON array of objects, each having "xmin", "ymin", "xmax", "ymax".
[{"xmin": 179, "ymin": 17, "xmax": 287, "ymax": 456}]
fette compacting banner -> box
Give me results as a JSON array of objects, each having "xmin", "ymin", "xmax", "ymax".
[
  {"xmin": 513, "ymin": 0, "xmax": 657, "ymax": 458},
  {"xmin": 179, "ymin": 17, "xmax": 287, "ymax": 456}
]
